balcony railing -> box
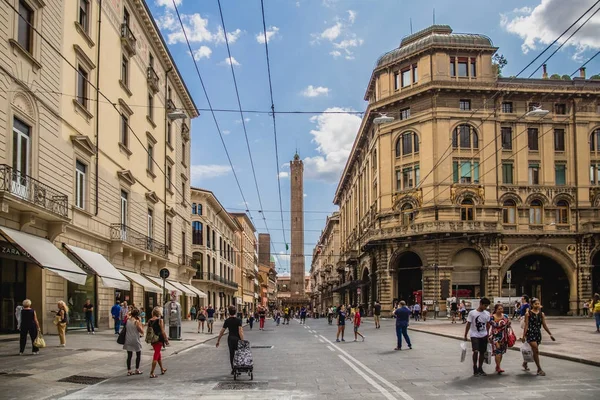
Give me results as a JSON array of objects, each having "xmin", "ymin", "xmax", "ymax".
[
  {"xmin": 178, "ymin": 254, "xmax": 193, "ymax": 268},
  {"xmin": 0, "ymin": 165, "xmax": 68, "ymax": 218},
  {"xmin": 110, "ymin": 223, "xmax": 167, "ymax": 258},
  {"xmin": 167, "ymin": 98, "xmax": 176, "ymax": 112},
  {"xmin": 120, "ymin": 23, "xmax": 137, "ymax": 55},
  {"xmin": 147, "ymin": 66, "xmax": 159, "ymax": 94},
  {"xmin": 192, "ymin": 272, "xmax": 238, "ymax": 289}
]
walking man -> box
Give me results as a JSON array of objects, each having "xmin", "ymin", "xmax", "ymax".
[
  {"xmin": 373, "ymin": 300, "xmax": 381, "ymax": 329},
  {"xmin": 394, "ymin": 301, "xmax": 412, "ymax": 350},
  {"xmin": 464, "ymin": 297, "xmax": 491, "ymax": 376},
  {"xmin": 300, "ymin": 306, "xmax": 307, "ymax": 325},
  {"xmin": 413, "ymin": 302, "xmax": 421, "ymax": 322},
  {"xmin": 83, "ymin": 299, "xmax": 94, "ymax": 334},
  {"xmin": 111, "ymin": 300, "xmax": 121, "ymax": 334},
  {"xmin": 206, "ymin": 304, "xmax": 215, "ymax": 334}
]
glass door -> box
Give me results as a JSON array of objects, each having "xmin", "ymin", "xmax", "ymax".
[{"xmin": 11, "ymin": 118, "xmax": 30, "ymax": 198}]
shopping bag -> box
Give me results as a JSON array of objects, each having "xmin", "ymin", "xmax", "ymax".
[
  {"xmin": 460, "ymin": 342, "xmax": 467, "ymax": 362},
  {"xmin": 33, "ymin": 332, "xmax": 46, "ymax": 348},
  {"xmin": 521, "ymin": 342, "xmax": 534, "ymax": 363},
  {"xmin": 507, "ymin": 328, "xmax": 517, "ymax": 348},
  {"xmin": 484, "ymin": 342, "xmax": 493, "ymax": 364}
]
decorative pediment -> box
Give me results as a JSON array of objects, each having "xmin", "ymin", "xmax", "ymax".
[
  {"xmin": 451, "ymin": 184, "xmax": 484, "ymax": 205},
  {"xmin": 392, "ymin": 188, "xmax": 423, "ymax": 210},
  {"xmin": 73, "ymin": 44, "xmax": 96, "ymax": 70},
  {"xmin": 166, "ymin": 206, "xmax": 177, "ymax": 218},
  {"xmin": 166, "ymin": 155, "xmax": 174, "ymax": 165},
  {"xmin": 118, "ymin": 99, "xmax": 134, "ymax": 116},
  {"xmin": 117, "ymin": 170, "xmax": 136, "ymax": 186},
  {"xmin": 145, "ymin": 191, "xmax": 159, "ymax": 204},
  {"xmin": 70, "ymin": 135, "xmax": 96, "ymax": 156},
  {"xmin": 146, "ymin": 131, "xmax": 157, "ymax": 145}
]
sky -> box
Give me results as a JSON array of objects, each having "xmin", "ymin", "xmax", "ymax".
[{"xmin": 148, "ymin": 0, "xmax": 600, "ymax": 274}]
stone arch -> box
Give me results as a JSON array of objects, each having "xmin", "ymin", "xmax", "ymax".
[
  {"xmin": 446, "ymin": 245, "xmax": 490, "ymax": 267},
  {"xmin": 552, "ymin": 192, "xmax": 575, "ymax": 206},
  {"xmin": 393, "ymin": 128, "xmax": 422, "ymax": 156},
  {"xmin": 389, "ymin": 248, "xmax": 428, "ymax": 269},
  {"xmin": 449, "ymin": 120, "xmax": 479, "ymax": 137},
  {"xmin": 11, "ymin": 90, "xmax": 37, "ymax": 123},
  {"xmin": 498, "ymin": 192, "xmax": 523, "ymax": 206},
  {"xmin": 455, "ymin": 189, "xmax": 483, "ymax": 206},
  {"xmin": 525, "ymin": 193, "xmax": 550, "ymax": 207}
]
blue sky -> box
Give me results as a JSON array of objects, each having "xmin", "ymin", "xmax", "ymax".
[{"xmin": 149, "ymin": 0, "xmax": 600, "ymax": 273}]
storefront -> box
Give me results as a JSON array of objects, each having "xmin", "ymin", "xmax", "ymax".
[
  {"xmin": 66, "ymin": 274, "xmax": 96, "ymax": 329},
  {"xmin": 0, "ymin": 242, "xmax": 29, "ymax": 332},
  {"xmin": 119, "ymin": 270, "xmax": 162, "ymax": 313}
]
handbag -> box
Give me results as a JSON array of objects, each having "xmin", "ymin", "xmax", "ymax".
[
  {"xmin": 53, "ymin": 315, "xmax": 60, "ymax": 326},
  {"xmin": 33, "ymin": 332, "xmax": 46, "ymax": 348},
  {"xmin": 117, "ymin": 323, "xmax": 127, "ymax": 345},
  {"xmin": 507, "ymin": 328, "xmax": 517, "ymax": 348},
  {"xmin": 145, "ymin": 320, "xmax": 160, "ymax": 344},
  {"xmin": 521, "ymin": 342, "xmax": 534, "ymax": 363}
]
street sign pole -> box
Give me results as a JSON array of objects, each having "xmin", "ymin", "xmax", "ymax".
[{"xmin": 507, "ymin": 271, "xmax": 512, "ymax": 316}]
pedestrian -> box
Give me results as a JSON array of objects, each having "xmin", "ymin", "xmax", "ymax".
[
  {"xmin": 206, "ymin": 304, "xmax": 215, "ymax": 334},
  {"xmin": 148, "ymin": 307, "xmax": 168, "ymax": 378},
  {"xmin": 248, "ymin": 312, "xmax": 255, "ymax": 330},
  {"xmin": 300, "ymin": 306, "xmax": 307, "ymax": 325},
  {"xmin": 259, "ymin": 306, "xmax": 267, "ymax": 330},
  {"xmin": 451, "ymin": 300, "xmax": 458, "ymax": 323},
  {"xmin": 489, "ymin": 303, "xmax": 511, "ymax": 374},
  {"xmin": 593, "ymin": 294, "xmax": 600, "ymax": 332},
  {"xmin": 336, "ymin": 305, "xmax": 346, "ymax": 342},
  {"xmin": 460, "ymin": 301, "xmax": 467, "ymax": 323},
  {"xmin": 414, "ymin": 303, "xmax": 421, "ymax": 322},
  {"xmin": 520, "ymin": 295, "xmax": 530, "ymax": 318},
  {"xmin": 422, "ymin": 304, "xmax": 428, "ymax": 322},
  {"xmin": 120, "ymin": 301, "xmax": 128, "ymax": 329},
  {"xmin": 18, "ymin": 299, "xmax": 40, "ymax": 355},
  {"xmin": 111, "ymin": 300, "xmax": 121, "ymax": 334},
  {"xmin": 464, "ymin": 297, "xmax": 491, "ymax": 376},
  {"xmin": 83, "ymin": 299, "xmax": 94, "ymax": 335},
  {"xmin": 284, "ymin": 306, "xmax": 290, "ymax": 325},
  {"xmin": 521, "ymin": 298, "xmax": 555, "ymax": 376},
  {"xmin": 197, "ymin": 307, "xmax": 207, "ymax": 333},
  {"xmin": 512, "ymin": 302, "xmax": 520, "ymax": 319},
  {"xmin": 393, "ymin": 301, "xmax": 412, "ymax": 350},
  {"xmin": 373, "ymin": 301, "xmax": 381, "ymax": 329},
  {"xmin": 216, "ymin": 305, "xmax": 244, "ymax": 375},
  {"xmin": 275, "ymin": 309, "xmax": 281, "ymax": 326},
  {"xmin": 190, "ymin": 305, "xmax": 197, "ymax": 321},
  {"xmin": 123, "ymin": 308, "xmax": 144, "ymax": 376},
  {"xmin": 140, "ymin": 307, "xmax": 146, "ymax": 324},
  {"xmin": 353, "ymin": 307, "xmax": 365, "ymax": 342},
  {"xmin": 220, "ymin": 307, "xmax": 225, "ymax": 321},
  {"xmin": 55, "ymin": 300, "xmax": 69, "ymax": 347},
  {"xmin": 582, "ymin": 300, "xmax": 589, "ymax": 317},
  {"xmin": 409, "ymin": 304, "xmax": 414, "ymax": 320}
]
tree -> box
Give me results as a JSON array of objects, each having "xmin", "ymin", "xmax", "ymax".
[{"xmin": 492, "ymin": 54, "xmax": 507, "ymax": 76}]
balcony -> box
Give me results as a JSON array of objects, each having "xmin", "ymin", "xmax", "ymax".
[
  {"xmin": 110, "ymin": 224, "xmax": 167, "ymax": 259},
  {"xmin": 147, "ymin": 66, "xmax": 159, "ymax": 94},
  {"xmin": 0, "ymin": 165, "xmax": 69, "ymax": 220},
  {"xmin": 192, "ymin": 272, "xmax": 238, "ymax": 290},
  {"xmin": 120, "ymin": 23, "xmax": 137, "ymax": 55},
  {"xmin": 178, "ymin": 254, "xmax": 197, "ymax": 274},
  {"xmin": 167, "ymin": 98, "xmax": 176, "ymax": 112}
]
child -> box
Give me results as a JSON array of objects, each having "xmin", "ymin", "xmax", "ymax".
[
  {"xmin": 140, "ymin": 307, "xmax": 146, "ymax": 324},
  {"xmin": 353, "ymin": 309, "xmax": 365, "ymax": 342}
]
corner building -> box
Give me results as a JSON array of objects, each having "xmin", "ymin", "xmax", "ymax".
[{"xmin": 334, "ymin": 25, "xmax": 600, "ymax": 317}]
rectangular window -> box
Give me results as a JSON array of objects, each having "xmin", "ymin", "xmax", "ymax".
[
  {"xmin": 450, "ymin": 57, "xmax": 456, "ymax": 77},
  {"xmin": 501, "ymin": 127, "xmax": 512, "ymax": 150},
  {"xmin": 503, "ymin": 204, "xmax": 516, "ymax": 225},
  {"xmin": 181, "ymin": 182, "xmax": 186, "ymax": 204},
  {"xmin": 402, "ymin": 168, "xmax": 414, "ymax": 189},
  {"xmin": 528, "ymin": 128, "xmax": 539, "ymax": 151},
  {"xmin": 147, "ymin": 144, "xmax": 154, "ymax": 173},
  {"xmin": 206, "ymin": 226, "xmax": 211, "ymax": 248},
  {"xmin": 120, "ymin": 190, "xmax": 128, "ymax": 226},
  {"xmin": 395, "ymin": 170, "xmax": 401, "ymax": 191},
  {"xmin": 182, "ymin": 142, "xmax": 186, "ymax": 165},
  {"xmin": 415, "ymin": 165, "xmax": 420, "ymax": 186},
  {"xmin": 412, "ymin": 64, "xmax": 418, "ymax": 83},
  {"xmin": 123, "ymin": 7, "xmax": 130, "ymax": 26},
  {"xmin": 182, "ymin": 231, "xmax": 186, "ymax": 257},
  {"xmin": 166, "ymin": 164, "xmax": 172, "ymax": 190},
  {"xmin": 75, "ymin": 160, "xmax": 86, "ymax": 209},
  {"xmin": 166, "ymin": 221, "xmax": 172, "ymax": 251},
  {"xmin": 470, "ymin": 60, "xmax": 476, "ymax": 77},
  {"xmin": 18, "ymin": 0, "xmax": 33, "ymax": 52},
  {"xmin": 77, "ymin": 66, "xmax": 88, "ymax": 108},
  {"xmin": 458, "ymin": 58, "xmax": 468, "ymax": 77},
  {"xmin": 394, "ymin": 72, "xmax": 400, "ymax": 90},
  {"xmin": 555, "ymin": 103, "xmax": 567, "ymax": 115},
  {"xmin": 502, "ymin": 102, "xmax": 513, "ymax": 113},
  {"xmin": 554, "ymin": 129, "xmax": 565, "ymax": 151},
  {"xmin": 12, "ymin": 117, "xmax": 31, "ymax": 180},
  {"xmin": 591, "ymin": 164, "xmax": 600, "ymax": 185},
  {"xmin": 453, "ymin": 160, "xmax": 480, "ymax": 183},
  {"xmin": 148, "ymin": 93, "xmax": 154, "ymax": 121},
  {"xmin": 502, "ymin": 163, "xmax": 513, "ymax": 184},
  {"xmin": 192, "ymin": 221, "xmax": 203, "ymax": 245},
  {"xmin": 459, "ymin": 99, "xmax": 471, "ymax": 111},
  {"xmin": 402, "ymin": 134, "xmax": 412, "ymax": 155},
  {"xmin": 147, "ymin": 209, "xmax": 153, "ymax": 238},
  {"xmin": 529, "ymin": 164, "xmax": 540, "ymax": 185},
  {"xmin": 555, "ymin": 163, "xmax": 566, "ymax": 185},
  {"xmin": 401, "ymin": 68, "xmax": 411, "ymax": 87},
  {"xmin": 529, "ymin": 205, "xmax": 542, "ymax": 225},
  {"xmin": 120, "ymin": 114, "xmax": 128, "ymax": 147},
  {"xmin": 167, "ymin": 121, "xmax": 172, "ymax": 146},
  {"xmin": 400, "ymin": 108, "xmax": 411, "ymax": 120},
  {"xmin": 121, "ymin": 56, "xmax": 128, "ymax": 85},
  {"xmin": 79, "ymin": 0, "xmax": 90, "ymax": 33}
]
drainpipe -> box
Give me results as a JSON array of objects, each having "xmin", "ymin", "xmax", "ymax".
[
  {"xmin": 572, "ymin": 97, "xmax": 580, "ymax": 316},
  {"xmin": 164, "ymin": 67, "xmax": 172, "ymax": 263},
  {"xmin": 94, "ymin": 0, "xmax": 103, "ymax": 216}
]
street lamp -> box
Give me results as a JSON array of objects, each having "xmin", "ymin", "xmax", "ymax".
[
  {"xmin": 167, "ymin": 109, "xmax": 187, "ymax": 120},
  {"xmin": 525, "ymin": 106, "xmax": 550, "ymax": 118},
  {"xmin": 373, "ymin": 114, "xmax": 395, "ymax": 125}
]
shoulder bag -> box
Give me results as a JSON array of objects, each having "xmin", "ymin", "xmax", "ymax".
[{"xmin": 117, "ymin": 322, "xmax": 127, "ymax": 345}]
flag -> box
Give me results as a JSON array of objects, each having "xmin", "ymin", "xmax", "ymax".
[{"xmin": 285, "ymin": 243, "xmax": 289, "ymax": 251}]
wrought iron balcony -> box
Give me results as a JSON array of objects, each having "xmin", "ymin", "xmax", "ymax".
[
  {"xmin": 147, "ymin": 66, "xmax": 159, "ymax": 94},
  {"xmin": 0, "ymin": 164, "xmax": 68, "ymax": 218},
  {"xmin": 167, "ymin": 98, "xmax": 176, "ymax": 112},
  {"xmin": 120, "ymin": 23, "xmax": 137, "ymax": 55},
  {"xmin": 192, "ymin": 272, "xmax": 238, "ymax": 289},
  {"xmin": 110, "ymin": 223, "xmax": 167, "ymax": 258},
  {"xmin": 178, "ymin": 254, "xmax": 193, "ymax": 268}
]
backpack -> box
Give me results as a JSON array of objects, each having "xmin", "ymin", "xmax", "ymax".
[{"xmin": 145, "ymin": 320, "xmax": 160, "ymax": 344}]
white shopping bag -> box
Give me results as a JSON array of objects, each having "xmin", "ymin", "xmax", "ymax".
[
  {"xmin": 484, "ymin": 342, "xmax": 493, "ymax": 364},
  {"xmin": 460, "ymin": 342, "xmax": 467, "ymax": 362},
  {"xmin": 521, "ymin": 342, "xmax": 534, "ymax": 363}
]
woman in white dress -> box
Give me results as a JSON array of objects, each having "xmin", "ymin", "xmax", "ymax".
[{"xmin": 123, "ymin": 308, "xmax": 144, "ymax": 375}]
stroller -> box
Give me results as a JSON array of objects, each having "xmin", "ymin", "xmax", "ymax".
[{"xmin": 233, "ymin": 340, "xmax": 253, "ymax": 380}]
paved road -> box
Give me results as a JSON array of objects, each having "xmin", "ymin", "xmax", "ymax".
[{"xmin": 56, "ymin": 317, "xmax": 600, "ymax": 399}]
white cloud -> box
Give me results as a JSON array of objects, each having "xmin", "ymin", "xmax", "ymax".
[
  {"xmin": 303, "ymin": 193, "xmax": 308, "ymax": 198},
  {"xmin": 347, "ymin": 10, "xmax": 357, "ymax": 24},
  {"xmin": 220, "ymin": 56, "xmax": 241, "ymax": 67},
  {"xmin": 329, "ymin": 50, "xmax": 342, "ymax": 58},
  {"xmin": 222, "ymin": 130, "xmax": 231, "ymax": 135},
  {"xmin": 235, "ymin": 117, "xmax": 251, "ymax": 123},
  {"xmin": 312, "ymin": 11, "xmax": 363, "ymax": 60},
  {"xmin": 320, "ymin": 22, "xmax": 342, "ymax": 41},
  {"xmin": 501, "ymin": 0, "xmax": 600, "ymax": 58},
  {"xmin": 301, "ymin": 85, "xmax": 330, "ymax": 97},
  {"xmin": 155, "ymin": 0, "xmax": 181, "ymax": 9},
  {"xmin": 256, "ymin": 26, "xmax": 280, "ymax": 44},
  {"xmin": 166, "ymin": 13, "xmax": 214, "ymax": 45},
  {"xmin": 303, "ymin": 107, "xmax": 362, "ymax": 183},
  {"xmin": 278, "ymin": 171, "xmax": 289, "ymax": 178},
  {"xmin": 191, "ymin": 164, "xmax": 231, "ymax": 182},
  {"xmin": 214, "ymin": 26, "xmax": 243, "ymax": 45},
  {"xmin": 192, "ymin": 46, "xmax": 212, "ymax": 60}
]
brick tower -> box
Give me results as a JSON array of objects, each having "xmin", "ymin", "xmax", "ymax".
[{"xmin": 290, "ymin": 152, "xmax": 305, "ymax": 298}]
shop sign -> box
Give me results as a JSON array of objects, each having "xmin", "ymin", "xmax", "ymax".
[{"xmin": 0, "ymin": 241, "xmax": 31, "ymax": 261}]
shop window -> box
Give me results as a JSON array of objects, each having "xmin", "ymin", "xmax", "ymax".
[{"xmin": 502, "ymin": 200, "xmax": 517, "ymax": 225}]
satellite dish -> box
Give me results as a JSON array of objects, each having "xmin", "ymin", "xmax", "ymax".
[{"xmin": 525, "ymin": 106, "xmax": 549, "ymax": 117}]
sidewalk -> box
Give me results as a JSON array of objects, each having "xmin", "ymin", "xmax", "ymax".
[
  {"xmin": 396, "ymin": 316, "xmax": 600, "ymax": 367},
  {"xmin": 0, "ymin": 320, "xmax": 223, "ymax": 400}
]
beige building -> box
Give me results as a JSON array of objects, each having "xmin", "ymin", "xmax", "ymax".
[
  {"xmin": 331, "ymin": 25, "xmax": 600, "ymax": 317},
  {"xmin": 231, "ymin": 213, "xmax": 258, "ymax": 313},
  {"xmin": 310, "ymin": 212, "xmax": 340, "ymax": 312},
  {"xmin": 189, "ymin": 188, "xmax": 239, "ymax": 310},
  {"xmin": 0, "ymin": 0, "xmax": 200, "ymax": 333}
]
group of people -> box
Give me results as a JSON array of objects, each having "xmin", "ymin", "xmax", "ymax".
[
  {"xmin": 245, "ymin": 305, "xmax": 268, "ymax": 330},
  {"xmin": 190, "ymin": 304, "xmax": 216, "ymax": 334},
  {"xmin": 111, "ymin": 300, "xmax": 146, "ymax": 335},
  {"xmin": 17, "ymin": 299, "xmax": 70, "ymax": 354}
]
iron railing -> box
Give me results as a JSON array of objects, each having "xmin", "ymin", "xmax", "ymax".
[
  {"xmin": 147, "ymin": 66, "xmax": 159, "ymax": 93},
  {"xmin": 167, "ymin": 98, "xmax": 176, "ymax": 111},
  {"xmin": 120, "ymin": 23, "xmax": 137, "ymax": 54},
  {"xmin": 178, "ymin": 254, "xmax": 193, "ymax": 268},
  {"xmin": 192, "ymin": 272, "xmax": 238, "ymax": 289},
  {"xmin": 110, "ymin": 223, "xmax": 167, "ymax": 258},
  {"xmin": 0, "ymin": 164, "xmax": 68, "ymax": 218}
]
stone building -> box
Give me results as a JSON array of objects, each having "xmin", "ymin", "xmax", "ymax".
[
  {"xmin": 0, "ymin": 0, "xmax": 199, "ymax": 333},
  {"xmin": 310, "ymin": 212, "xmax": 340, "ymax": 311},
  {"xmin": 231, "ymin": 213, "xmax": 258, "ymax": 313},
  {"xmin": 332, "ymin": 25, "xmax": 600, "ymax": 317},
  {"xmin": 288, "ymin": 153, "xmax": 309, "ymax": 307}
]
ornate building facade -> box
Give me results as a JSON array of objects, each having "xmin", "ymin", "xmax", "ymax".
[
  {"xmin": 310, "ymin": 212, "xmax": 340, "ymax": 312},
  {"xmin": 333, "ymin": 25, "xmax": 600, "ymax": 317}
]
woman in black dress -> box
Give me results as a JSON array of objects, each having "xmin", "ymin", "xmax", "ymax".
[
  {"xmin": 216, "ymin": 305, "xmax": 245, "ymax": 374},
  {"xmin": 19, "ymin": 299, "xmax": 41, "ymax": 355},
  {"xmin": 521, "ymin": 298, "xmax": 555, "ymax": 376}
]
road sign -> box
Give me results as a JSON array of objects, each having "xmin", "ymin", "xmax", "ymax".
[
  {"xmin": 159, "ymin": 268, "xmax": 170, "ymax": 279},
  {"xmin": 506, "ymin": 271, "xmax": 512, "ymax": 284}
]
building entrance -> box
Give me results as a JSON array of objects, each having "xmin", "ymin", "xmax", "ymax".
[
  {"xmin": 0, "ymin": 258, "xmax": 27, "ymax": 332},
  {"xmin": 394, "ymin": 252, "xmax": 422, "ymax": 305}
]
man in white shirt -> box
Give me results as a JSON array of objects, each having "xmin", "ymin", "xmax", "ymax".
[{"xmin": 463, "ymin": 297, "xmax": 491, "ymax": 376}]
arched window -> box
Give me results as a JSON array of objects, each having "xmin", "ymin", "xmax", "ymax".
[
  {"xmin": 591, "ymin": 129, "xmax": 600, "ymax": 152},
  {"xmin": 460, "ymin": 199, "xmax": 474, "ymax": 221},
  {"xmin": 395, "ymin": 138, "xmax": 401, "ymax": 157},
  {"xmin": 452, "ymin": 124, "xmax": 478, "ymax": 149},
  {"xmin": 556, "ymin": 200, "xmax": 569, "ymax": 225},
  {"xmin": 192, "ymin": 221, "xmax": 203, "ymax": 245},
  {"xmin": 502, "ymin": 199, "xmax": 517, "ymax": 225},
  {"xmin": 395, "ymin": 132, "xmax": 419, "ymax": 157},
  {"xmin": 529, "ymin": 200, "xmax": 543, "ymax": 225},
  {"xmin": 192, "ymin": 203, "xmax": 197, "ymax": 214},
  {"xmin": 401, "ymin": 203, "xmax": 414, "ymax": 225}
]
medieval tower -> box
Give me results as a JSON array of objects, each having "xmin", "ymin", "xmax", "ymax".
[{"xmin": 290, "ymin": 153, "xmax": 305, "ymax": 297}]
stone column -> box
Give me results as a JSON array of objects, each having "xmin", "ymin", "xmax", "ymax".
[{"xmin": 487, "ymin": 264, "xmax": 501, "ymax": 297}]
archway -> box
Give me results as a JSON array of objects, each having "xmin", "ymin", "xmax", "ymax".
[
  {"xmin": 394, "ymin": 252, "xmax": 422, "ymax": 305},
  {"xmin": 361, "ymin": 267, "xmax": 370, "ymax": 310},
  {"xmin": 592, "ymin": 252, "xmax": 600, "ymax": 296},
  {"xmin": 370, "ymin": 258, "xmax": 378, "ymax": 306},
  {"xmin": 503, "ymin": 255, "xmax": 570, "ymax": 315},
  {"xmin": 451, "ymin": 249, "xmax": 484, "ymax": 298}
]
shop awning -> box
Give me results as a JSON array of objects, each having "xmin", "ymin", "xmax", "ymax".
[
  {"xmin": 145, "ymin": 275, "xmax": 182, "ymax": 296},
  {"xmin": 119, "ymin": 270, "xmax": 161, "ymax": 294},
  {"xmin": 167, "ymin": 280, "xmax": 196, "ymax": 297},
  {"xmin": 0, "ymin": 227, "xmax": 87, "ymax": 285},
  {"xmin": 182, "ymin": 283, "xmax": 207, "ymax": 298},
  {"xmin": 64, "ymin": 245, "xmax": 130, "ymax": 290}
]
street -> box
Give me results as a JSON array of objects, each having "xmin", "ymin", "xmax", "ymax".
[{"xmin": 8, "ymin": 317, "xmax": 594, "ymax": 400}]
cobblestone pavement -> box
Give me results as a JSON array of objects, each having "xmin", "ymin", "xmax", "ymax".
[{"xmin": 37, "ymin": 317, "xmax": 600, "ymax": 399}]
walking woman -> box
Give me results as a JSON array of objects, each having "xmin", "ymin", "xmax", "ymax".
[
  {"xmin": 216, "ymin": 306, "xmax": 244, "ymax": 375},
  {"xmin": 197, "ymin": 306, "xmax": 206, "ymax": 333},
  {"xmin": 19, "ymin": 299, "xmax": 40, "ymax": 355},
  {"xmin": 593, "ymin": 293, "xmax": 600, "ymax": 332},
  {"xmin": 148, "ymin": 307, "xmax": 169, "ymax": 378},
  {"xmin": 55, "ymin": 301, "xmax": 69, "ymax": 347},
  {"xmin": 489, "ymin": 304, "xmax": 511, "ymax": 374},
  {"xmin": 521, "ymin": 298, "xmax": 555, "ymax": 376},
  {"xmin": 336, "ymin": 305, "xmax": 346, "ymax": 342},
  {"xmin": 123, "ymin": 308, "xmax": 144, "ymax": 376}
]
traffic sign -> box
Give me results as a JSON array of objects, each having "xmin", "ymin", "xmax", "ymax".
[
  {"xmin": 159, "ymin": 268, "xmax": 170, "ymax": 279},
  {"xmin": 506, "ymin": 271, "xmax": 512, "ymax": 284}
]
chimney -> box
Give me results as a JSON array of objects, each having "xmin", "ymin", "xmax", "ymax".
[
  {"xmin": 580, "ymin": 67, "xmax": 586, "ymax": 79},
  {"xmin": 542, "ymin": 64, "xmax": 548, "ymax": 79}
]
